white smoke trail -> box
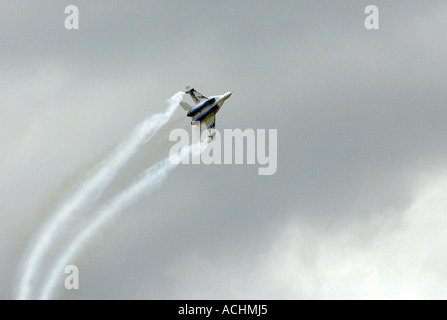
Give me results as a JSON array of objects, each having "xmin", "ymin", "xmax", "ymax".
[
  {"xmin": 39, "ymin": 143, "xmax": 202, "ymax": 300},
  {"xmin": 16, "ymin": 92, "xmax": 184, "ymax": 300}
]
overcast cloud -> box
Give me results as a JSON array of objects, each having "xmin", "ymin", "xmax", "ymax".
[{"xmin": 1, "ymin": 1, "xmax": 447, "ymax": 299}]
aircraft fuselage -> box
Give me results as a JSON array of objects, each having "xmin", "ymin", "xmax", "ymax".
[{"xmin": 187, "ymin": 92, "xmax": 232, "ymax": 123}]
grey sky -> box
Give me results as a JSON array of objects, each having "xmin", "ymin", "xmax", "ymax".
[{"xmin": 1, "ymin": 1, "xmax": 447, "ymax": 299}]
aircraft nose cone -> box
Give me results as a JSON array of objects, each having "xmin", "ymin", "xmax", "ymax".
[{"xmin": 223, "ymin": 92, "xmax": 232, "ymax": 100}]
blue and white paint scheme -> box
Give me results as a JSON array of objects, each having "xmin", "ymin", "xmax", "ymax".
[{"xmin": 180, "ymin": 86, "xmax": 232, "ymax": 140}]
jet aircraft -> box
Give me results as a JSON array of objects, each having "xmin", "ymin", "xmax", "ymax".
[{"xmin": 180, "ymin": 86, "xmax": 232, "ymax": 140}]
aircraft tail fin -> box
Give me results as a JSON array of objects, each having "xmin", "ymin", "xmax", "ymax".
[
  {"xmin": 185, "ymin": 86, "xmax": 208, "ymax": 104},
  {"xmin": 180, "ymin": 101, "xmax": 193, "ymax": 111}
]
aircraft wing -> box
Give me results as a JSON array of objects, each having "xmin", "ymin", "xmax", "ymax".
[
  {"xmin": 186, "ymin": 86, "xmax": 208, "ymax": 105},
  {"xmin": 200, "ymin": 114, "xmax": 216, "ymax": 138}
]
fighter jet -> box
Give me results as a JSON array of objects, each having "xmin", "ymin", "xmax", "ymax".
[{"xmin": 180, "ymin": 86, "xmax": 232, "ymax": 140}]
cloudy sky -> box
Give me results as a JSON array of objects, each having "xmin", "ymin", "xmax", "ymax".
[{"xmin": 1, "ymin": 1, "xmax": 447, "ymax": 299}]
